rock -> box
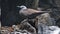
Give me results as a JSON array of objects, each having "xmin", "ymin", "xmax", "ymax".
[
  {"xmin": 7, "ymin": 27, "xmax": 14, "ymax": 32},
  {"xmin": 19, "ymin": 19, "xmax": 36, "ymax": 34},
  {"xmin": 36, "ymin": 13, "xmax": 55, "ymax": 26},
  {"xmin": 49, "ymin": 26, "xmax": 60, "ymax": 34},
  {"xmin": 35, "ymin": 13, "xmax": 56, "ymax": 34},
  {"xmin": 38, "ymin": 24, "xmax": 60, "ymax": 34},
  {"xmin": 38, "ymin": 23, "xmax": 50, "ymax": 34}
]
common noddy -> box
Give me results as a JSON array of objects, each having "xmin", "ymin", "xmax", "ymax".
[{"xmin": 17, "ymin": 5, "xmax": 50, "ymax": 16}]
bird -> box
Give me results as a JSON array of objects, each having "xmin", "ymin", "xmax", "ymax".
[
  {"xmin": 17, "ymin": 5, "xmax": 51, "ymax": 31},
  {"xmin": 17, "ymin": 5, "xmax": 50, "ymax": 17}
]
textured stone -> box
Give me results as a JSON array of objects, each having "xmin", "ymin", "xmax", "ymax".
[{"xmin": 36, "ymin": 13, "xmax": 55, "ymax": 26}]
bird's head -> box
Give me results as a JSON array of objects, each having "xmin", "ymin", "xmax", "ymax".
[{"xmin": 17, "ymin": 5, "xmax": 27, "ymax": 9}]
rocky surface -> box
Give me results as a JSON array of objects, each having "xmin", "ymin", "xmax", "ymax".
[
  {"xmin": 1, "ymin": 0, "xmax": 60, "ymax": 34},
  {"xmin": 1, "ymin": 19, "xmax": 36, "ymax": 34},
  {"xmin": 1, "ymin": 12, "xmax": 56, "ymax": 34}
]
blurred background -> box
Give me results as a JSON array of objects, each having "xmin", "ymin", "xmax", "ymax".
[{"xmin": 1, "ymin": 0, "xmax": 60, "ymax": 27}]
